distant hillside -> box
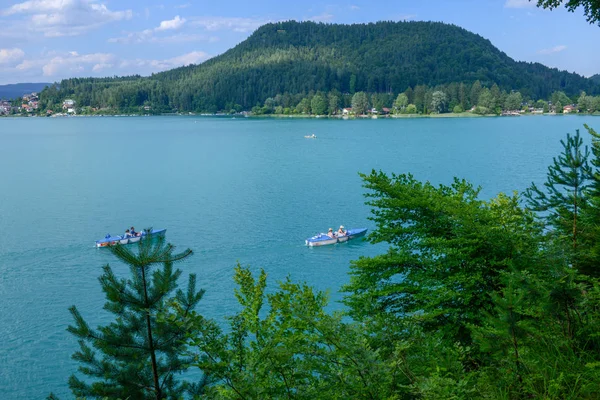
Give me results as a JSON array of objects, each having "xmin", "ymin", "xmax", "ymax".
[
  {"xmin": 0, "ymin": 83, "xmax": 51, "ymax": 99},
  {"xmin": 592, "ymin": 74, "xmax": 600, "ymax": 84},
  {"xmin": 39, "ymin": 21, "xmax": 599, "ymax": 112}
]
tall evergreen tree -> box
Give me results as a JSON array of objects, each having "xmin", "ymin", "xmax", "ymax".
[
  {"xmin": 525, "ymin": 130, "xmax": 591, "ymax": 267},
  {"xmin": 67, "ymin": 235, "xmax": 205, "ymax": 399},
  {"xmin": 580, "ymin": 124, "xmax": 600, "ymax": 275}
]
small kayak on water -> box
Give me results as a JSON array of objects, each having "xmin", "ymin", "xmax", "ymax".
[
  {"xmin": 305, "ymin": 228, "xmax": 368, "ymax": 247},
  {"xmin": 95, "ymin": 228, "xmax": 166, "ymax": 248}
]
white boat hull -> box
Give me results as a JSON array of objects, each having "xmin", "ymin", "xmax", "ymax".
[
  {"xmin": 306, "ymin": 237, "xmax": 338, "ymax": 247},
  {"xmin": 305, "ymin": 228, "xmax": 367, "ymax": 247},
  {"xmin": 95, "ymin": 229, "xmax": 165, "ymax": 248}
]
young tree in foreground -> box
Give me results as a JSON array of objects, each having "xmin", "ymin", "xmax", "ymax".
[
  {"xmin": 67, "ymin": 235, "xmax": 205, "ymax": 400},
  {"xmin": 524, "ymin": 130, "xmax": 591, "ymax": 268}
]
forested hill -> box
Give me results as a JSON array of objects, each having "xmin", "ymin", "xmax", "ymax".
[
  {"xmin": 592, "ymin": 74, "xmax": 600, "ymax": 84},
  {"xmin": 39, "ymin": 21, "xmax": 599, "ymax": 112}
]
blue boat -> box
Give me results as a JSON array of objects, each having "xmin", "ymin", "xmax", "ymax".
[
  {"xmin": 95, "ymin": 228, "xmax": 166, "ymax": 248},
  {"xmin": 305, "ymin": 228, "xmax": 368, "ymax": 247}
]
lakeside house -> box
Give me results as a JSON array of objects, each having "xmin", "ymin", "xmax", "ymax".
[
  {"xmin": 22, "ymin": 92, "xmax": 38, "ymax": 102},
  {"xmin": 0, "ymin": 100, "xmax": 11, "ymax": 114},
  {"xmin": 342, "ymin": 107, "xmax": 352, "ymax": 115},
  {"xmin": 563, "ymin": 105, "xmax": 576, "ymax": 113}
]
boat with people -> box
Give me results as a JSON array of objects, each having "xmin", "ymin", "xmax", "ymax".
[
  {"xmin": 305, "ymin": 227, "xmax": 368, "ymax": 247},
  {"xmin": 95, "ymin": 228, "xmax": 166, "ymax": 248},
  {"xmin": 304, "ymin": 134, "xmax": 317, "ymax": 139}
]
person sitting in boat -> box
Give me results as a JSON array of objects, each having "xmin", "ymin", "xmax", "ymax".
[
  {"xmin": 124, "ymin": 229, "xmax": 132, "ymax": 238},
  {"xmin": 327, "ymin": 228, "xmax": 335, "ymax": 238},
  {"xmin": 130, "ymin": 226, "xmax": 140, "ymax": 237},
  {"xmin": 337, "ymin": 225, "xmax": 346, "ymax": 236}
]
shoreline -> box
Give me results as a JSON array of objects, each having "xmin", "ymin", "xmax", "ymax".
[{"xmin": 1, "ymin": 112, "xmax": 598, "ymax": 119}]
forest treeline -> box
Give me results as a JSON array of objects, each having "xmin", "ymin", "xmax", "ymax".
[
  {"xmin": 36, "ymin": 21, "xmax": 600, "ymax": 114},
  {"xmin": 53, "ymin": 124, "xmax": 600, "ymax": 399}
]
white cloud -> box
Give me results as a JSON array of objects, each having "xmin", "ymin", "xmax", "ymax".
[
  {"xmin": 153, "ymin": 34, "xmax": 219, "ymax": 44},
  {"xmin": 396, "ymin": 14, "xmax": 417, "ymax": 21},
  {"xmin": 156, "ymin": 15, "xmax": 186, "ymax": 31},
  {"xmin": 109, "ymin": 15, "xmax": 269, "ymax": 45},
  {"xmin": 0, "ymin": 48, "xmax": 25, "ymax": 65},
  {"xmin": 308, "ymin": 13, "xmax": 334, "ymax": 22},
  {"xmin": 2, "ymin": 0, "xmax": 132, "ymax": 37},
  {"xmin": 158, "ymin": 51, "xmax": 209, "ymax": 67},
  {"xmin": 3, "ymin": 0, "xmax": 72, "ymax": 15},
  {"xmin": 350, "ymin": 5, "xmax": 360, "ymax": 10},
  {"xmin": 16, "ymin": 59, "xmax": 37, "ymax": 70},
  {"xmin": 109, "ymin": 14, "xmax": 197, "ymax": 44},
  {"xmin": 504, "ymin": 0, "xmax": 535, "ymax": 8},
  {"xmin": 0, "ymin": 49, "xmax": 212, "ymax": 82},
  {"xmin": 108, "ymin": 30, "xmax": 218, "ymax": 45},
  {"xmin": 92, "ymin": 63, "xmax": 112, "ymax": 72},
  {"xmin": 538, "ymin": 45, "xmax": 567, "ymax": 55},
  {"xmin": 120, "ymin": 51, "xmax": 210, "ymax": 71},
  {"xmin": 190, "ymin": 16, "xmax": 268, "ymax": 33},
  {"xmin": 41, "ymin": 52, "xmax": 115, "ymax": 76}
]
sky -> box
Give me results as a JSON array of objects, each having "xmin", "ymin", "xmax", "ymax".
[{"xmin": 0, "ymin": 0, "xmax": 598, "ymax": 85}]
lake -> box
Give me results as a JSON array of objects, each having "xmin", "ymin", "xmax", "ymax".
[{"xmin": 0, "ymin": 115, "xmax": 597, "ymax": 398}]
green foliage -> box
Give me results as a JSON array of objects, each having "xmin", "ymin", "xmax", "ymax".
[
  {"xmin": 505, "ymin": 91, "xmax": 523, "ymax": 110},
  {"xmin": 327, "ymin": 92, "xmax": 339, "ymax": 115},
  {"xmin": 310, "ymin": 92, "xmax": 327, "ymax": 115},
  {"xmin": 178, "ymin": 264, "xmax": 404, "ymax": 399},
  {"xmin": 555, "ymin": 100, "xmax": 563, "ymax": 113},
  {"xmin": 394, "ymin": 92, "xmax": 408, "ymax": 112},
  {"xmin": 453, "ymin": 104, "xmax": 464, "ymax": 113},
  {"xmin": 351, "ymin": 91, "xmax": 369, "ymax": 115},
  {"xmin": 536, "ymin": 0, "xmax": 600, "ymax": 25},
  {"xmin": 431, "ymin": 90, "xmax": 448, "ymax": 113},
  {"xmin": 524, "ymin": 130, "xmax": 591, "ymax": 265},
  {"xmin": 67, "ymin": 236, "xmax": 204, "ymax": 400},
  {"xmin": 474, "ymin": 105, "xmax": 489, "ymax": 115},
  {"xmin": 405, "ymin": 103, "xmax": 417, "ymax": 114},
  {"xmin": 344, "ymin": 171, "xmax": 543, "ymax": 348}
]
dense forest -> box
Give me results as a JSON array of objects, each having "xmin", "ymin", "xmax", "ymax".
[
  {"xmin": 56, "ymin": 124, "xmax": 600, "ymax": 399},
  {"xmin": 37, "ymin": 21, "xmax": 599, "ymax": 114}
]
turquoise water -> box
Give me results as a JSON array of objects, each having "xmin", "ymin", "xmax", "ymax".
[{"xmin": 0, "ymin": 115, "xmax": 597, "ymax": 398}]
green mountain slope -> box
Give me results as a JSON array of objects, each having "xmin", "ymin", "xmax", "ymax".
[
  {"xmin": 40, "ymin": 21, "xmax": 598, "ymax": 112},
  {"xmin": 592, "ymin": 74, "xmax": 600, "ymax": 84}
]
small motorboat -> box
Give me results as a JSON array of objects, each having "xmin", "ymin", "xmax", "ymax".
[
  {"xmin": 304, "ymin": 134, "xmax": 317, "ymax": 139},
  {"xmin": 305, "ymin": 228, "xmax": 368, "ymax": 247},
  {"xmin": 95, "ymin": 228, "xmax": 166, "ymax": 248}
]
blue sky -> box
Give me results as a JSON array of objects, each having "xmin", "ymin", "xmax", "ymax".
[{"xmin": 0, "ymin": 0, "xmax": 598, "ymax": 85}]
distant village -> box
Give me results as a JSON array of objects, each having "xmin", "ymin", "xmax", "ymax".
[{"xmin": 0, "ymin": 93, "xmax": 80, "ymax": 116}]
